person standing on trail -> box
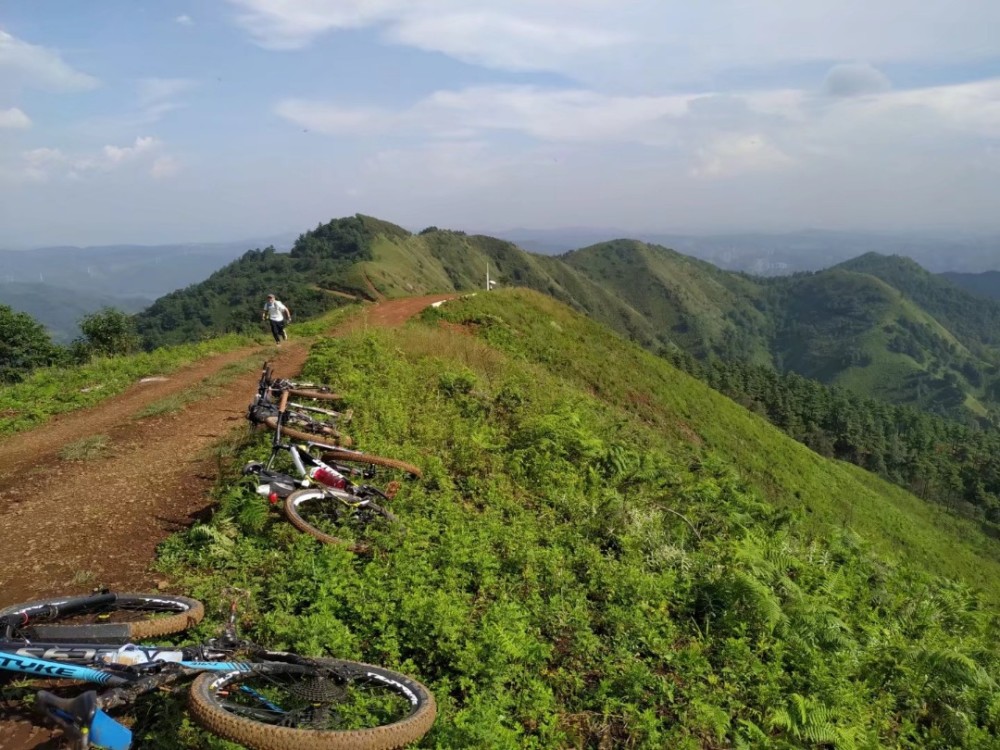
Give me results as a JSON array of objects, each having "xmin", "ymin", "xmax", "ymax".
[{"xmin": 262, "ymin": 293, "xmax": 291, "ymax": 344}]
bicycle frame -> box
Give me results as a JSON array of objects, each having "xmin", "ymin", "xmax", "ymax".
[{"xmin": 0, "ymin": 641, "xmax": 313, "ymax": 750}]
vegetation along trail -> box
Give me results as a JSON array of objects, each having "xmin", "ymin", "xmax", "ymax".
[{"xmin": 0, "ymin": 295, "xmax": 453, "ymax": 611}]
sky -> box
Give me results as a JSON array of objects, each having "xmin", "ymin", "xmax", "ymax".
[{"xmin": 1, "ymin": 1, "xmax": 1000, "ymax": 247}]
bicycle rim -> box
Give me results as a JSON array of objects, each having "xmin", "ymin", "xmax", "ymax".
[
  {"xmin": 284, "ymin": 489, "xmax": 394, "ymax": 551},
  {"xmin": 0, "ymin": 593, "xmax": 204, "ymax": 642},
  {"xmin": 189, "ymin": 658, "xmax": 436, "ymax": 750}
]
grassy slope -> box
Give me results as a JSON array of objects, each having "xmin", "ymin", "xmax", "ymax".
[
  {"xmin": 363, "ymin": 231, "xmax": 986, "ymax": 416},
  {"xmin": 840, "ymin": 253, "xmax": 1000, "ymax": 353},
  {"xmin": 436, "ymin": 290, "xmax": 1000, "ymax": 596},
  {"xmin": 156, "ymin": 289, "xmax": 1000, "ymax": 749}
]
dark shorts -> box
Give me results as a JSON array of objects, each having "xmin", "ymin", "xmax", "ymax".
[{"xmin": 269, "ymin": 319, "xmax": 286, "ymax": 342}]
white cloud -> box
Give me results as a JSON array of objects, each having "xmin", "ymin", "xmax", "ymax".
[
  {"xmin": 277, "ymin": 86, "xmax": 699, "ymax": 145},
  {"xmin": 823, "ymin": 63, "xmax": 892, "ymax": 97},
  {"xmin": 23, "ymin": 147, "xmax": 65, "ymax": 165},
  {"xmin": 132, "ymin": 77, "xmax": 198, "ymax": 123},
  {"xmin": 278, "ymin": 76, "xmax": 1000, "ymax": 173},
  {"xmin": 0, "ymin": 107, "xmax": 31, "ymax": 129},
  {"xmin": 228, "ymin": 0, "xmax": 629, "ymax": 65},
  {"xmin": 383, "ymin": 11, "xmax": 626, "ymax": 73},
  {"xmin": 16, "ymin": 147, "xmax": 66, "ymax": 183},
  {"xmin": 175, "ymin": 14, "xmax": 194, "ymax": 26},
  {"xmin": 11, "ymin": 137, "xmax": 168, "ymax": 184},
  {"xmin": 228, "ymin": 0, "xmax": 1000, "ymax": 87},
  {"xmin": 0, "ymin": 29, "xmax": 99, "ymax": 92},
  {"xmin": 138, "ymin": 77, "xmax": 197, "ymax": 106},
  {"xmin": 692, "ymin": 134, "xmax": 793, "ymax": 178},
  {"xmin": 100, "ymin": 136, "xmax": 160, "ymax": 165},
  {"xmin": 150, "ymin": 155, "xmax": 180, "ymax": 179}
]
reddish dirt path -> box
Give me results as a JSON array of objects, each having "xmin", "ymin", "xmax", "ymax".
[{"xmin": 0, "ymin": 295, "xmax": 454, "ymax": 750}]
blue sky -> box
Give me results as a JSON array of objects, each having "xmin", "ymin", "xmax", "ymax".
[{"xmin": 2, "ymin": 1, "xmax": 1000, "ymax": 246}]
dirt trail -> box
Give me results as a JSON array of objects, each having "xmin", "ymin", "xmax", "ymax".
[
  {"xmin": 0, "ymin": 295, "xmax": 453, "ymax": 608},
  {"xmin": 0, "ymin": 295, "xmax": 454, "ymax": 749}
]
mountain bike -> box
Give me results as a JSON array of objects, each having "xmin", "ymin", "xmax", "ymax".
[
  {"xmin": 242, "ymin": 429, "xmax": 401, "ymax": 551},
  {"xmin": 250, "ymin": 380, "xmax": 423, "ymax": 477},
  {"xmin": 0, "ymin": 591, "xmax": 436, "ymax": 750},
  {"xmin": 250, "ymin": 369, "xmax": 354, "ymax": 447},
  {"xmin": 256, "ymin": 360, "xmax": 346, "ymax": 403}
]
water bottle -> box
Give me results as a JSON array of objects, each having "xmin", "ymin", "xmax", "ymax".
[
  {"xmin": 100, "ymin": 644, "xmax": 149, "ymax": 666},
  {"xmin": 309, "ymin": 465, "xmax": 348, "ymax": 490},
  {"xmin": 101, "ymin": 644, "xmax": 183, "ymax": 665}
]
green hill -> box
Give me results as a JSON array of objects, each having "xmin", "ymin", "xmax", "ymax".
[
  {"xmin": 561, "ymin": 239, "xmax": 774, "ymax": 364},
  {"xmin": 158, "ymin": 289, "xmax": 1000, "ymax": 749},
  {"xmin": 838, "ymin": 253, "xmax": 1000, "ymax": 352},
  {"xmin": 134, "ymin": 216, "xmax": 1000, "ymax": 423}
]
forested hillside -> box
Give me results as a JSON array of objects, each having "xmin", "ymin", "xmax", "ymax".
[
  {"xmin": 134, "ymin": 217, "xmax": 379, "ymax": 347},
  {"xmin": 133, "ymin": 215, "xmax": 1000, "ymax": 423},
  {"xmin": 158, "ymin": 289, "xmax": 1000, "ymax": 749}
]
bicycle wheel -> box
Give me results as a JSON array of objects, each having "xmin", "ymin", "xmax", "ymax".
[
  {"xmin": 284, "ymin": 489, "xmax": 397, "ymax": 550},
  {"xmin": 263, "ymin": 415, "xmax": 354, "ymax": 448},
  {"xmin": 320, "ymin": 449, "xmax": 422, "ymax": 479},
  {"xmin": 189, "ymin": 658, "xmax": 436, "ymax": 750},
  {"xmin": 0, "ymin": 593, "xmax": 203, "ymax": 642}
]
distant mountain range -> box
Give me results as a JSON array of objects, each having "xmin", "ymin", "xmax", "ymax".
[
  {"xmin": 493, "ymin": 228, "xmax": 1000, "ymax": 274},
  {"xmin": 0, "ymin": 234, "xmax": 295, "ymax": 341},
  {"xmin": 942, "ymin": 271, "xmax": 1000, "ymax": 300},
  {"xmin": 132, "ymin": 215, "xmax": 1000, "ymax": 425},
  {"xmin": 0, "ymin": 283, "xmax": 150, "ymax": 343}
]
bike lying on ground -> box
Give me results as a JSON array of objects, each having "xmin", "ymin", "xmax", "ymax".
[
  {"xmin": 249, "ymin": 364, "xmax": 424, "ymax": 477},
  {"xmin": 249, "ymin": 363, "xmax": 355, "ymax": 447},
  {"xmin": 243, "ymin": 383, "xmax": 426, "ymax": 550},
  {"xmin": 255, "ymin": 360, "xmax": 345, "ymax": 403},
  {"xmin": 250, "ymin": 389, "xmax": 355, "ymax": 447},
  {"xmin": 0, "ymin": 590, "xmax": 436, "ymax": 750},
  {"xmin": 243, "ymin": 430, "xmax": 401, "ymax": 551}
]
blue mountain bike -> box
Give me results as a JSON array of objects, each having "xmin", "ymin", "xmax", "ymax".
[{"xmin": 0, "ymin": 591, "xmax": 436, "ymax": 750}]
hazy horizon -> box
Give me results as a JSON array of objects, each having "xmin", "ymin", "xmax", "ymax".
[
  {"xmin": 3, "ymin": 1, "xmax": 1000, "ymax": 246},
  {"xmin": 4, "ymin": 223, "xmax": 1000, "ymax": 254}
]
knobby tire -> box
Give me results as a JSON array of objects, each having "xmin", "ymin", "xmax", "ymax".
[
  {"xmin": 320, "ymin": 449, "xmax": 422, "ymax": 479},
  {"xmin": 263, "ymin": 416, "xmax": 353, "ymax": 448},
  {"xmin": 189, "ymin": 657, "xmax": 436, "ymax": 750},
  {"xmin": 0, "ymin": 593, "xmax": 204, "ymax": 642},
  {"xmin": 283, "ymin": 488, "xmax": 396, "ymax": 552}
]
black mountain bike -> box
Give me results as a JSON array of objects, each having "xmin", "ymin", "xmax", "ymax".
[{"xmin": 0, "ymin": 590, "xmax": 436, "ymax": 750}]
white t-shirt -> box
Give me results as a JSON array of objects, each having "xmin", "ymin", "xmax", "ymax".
[{"xmin": 264, "ymin": 300, "xmax": 290, "ymax": 322}]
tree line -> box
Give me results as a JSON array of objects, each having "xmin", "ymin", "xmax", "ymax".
[
  {"xmin": 663, "ymin": 346, "xmax": 1000, "ymax": 525},
  {"xmin": 0, "ymin": 303, "xmax": 140, "ymax": 384}
]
